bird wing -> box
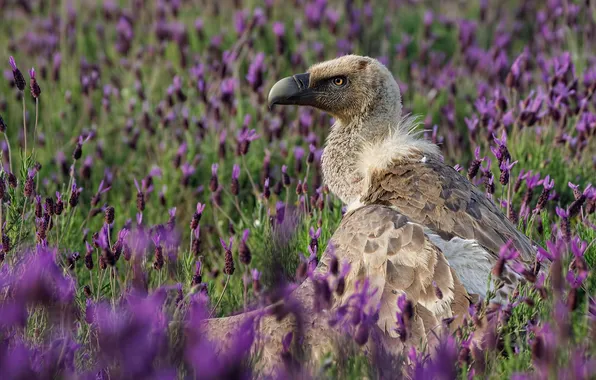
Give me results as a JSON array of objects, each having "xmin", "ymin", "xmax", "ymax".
[
  {"xmin": 360, "ymin": 156, "xmax": 536, "ymax": 262},
  {"xmin": 320, "ymin": 204, "xmax": 472, "ymax": 348}
]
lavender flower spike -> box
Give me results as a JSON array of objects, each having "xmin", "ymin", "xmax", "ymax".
[
  {"xmin": 210, "ymin": 163, "xmax": 219, "ymax": 192},
  {"xmin": 220, "ymin": 236, "xmax": 235, "ymax": 275},
  {"xmin": 9, "ymin": 56, "xmax": 25, "ymax": 91},
  {"xmin": 231, "ymin": 164, "xmax": 241, "ymax": 195},
  {"xmin": 29, "ymin": 67, "xmax": 41, "ymax": 98}
]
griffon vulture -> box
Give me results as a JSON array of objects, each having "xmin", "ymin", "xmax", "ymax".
[{"xmin": 268, "ymin": 54, "xmax": 536, "ymax": 319}]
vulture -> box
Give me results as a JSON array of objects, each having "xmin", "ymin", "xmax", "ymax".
[
  {"xmin": 202, "ymin": 55, "xmax": 538, "ymax": 374},
  {"xmin": 268, "ymin": 54, "xmax": 537, "ymax": 328}
]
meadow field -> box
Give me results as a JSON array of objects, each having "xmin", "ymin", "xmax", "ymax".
[{"xmin": 0, "ymin": 0, "xmax": 595, "ymax": 378}]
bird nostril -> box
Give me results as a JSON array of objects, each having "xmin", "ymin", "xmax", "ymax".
[
  {"xmin": 292, "ymin": 76, "xmax": 303, "ymax": 90},
  {"xmin": 292, "ymin": 73, "xmax": 310, "ymax": 90}
]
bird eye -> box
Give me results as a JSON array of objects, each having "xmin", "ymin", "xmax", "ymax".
[{"xmin": 332, "ymin": 77, "xmax": 346, "ymax": 86}]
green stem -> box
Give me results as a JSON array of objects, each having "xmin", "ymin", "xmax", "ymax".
[
  {"xmin": 61, "ymin": 208, "xmax": 74, "ymax": 245},
  {"xmin": 222, "ymin": 186, "xmax": 250, "ymax": 226},
  {"xmin": 241, "ymin": 155, "xmax": 259, "ymax": 198},
  {"xmin": 17, "ymin": 197, "xmax": 29, "ymax": 244},
  {"xmin": 32, "ymin": 98, "xmax": 38, "ymax": 155},
  {"xmin": 233, "ymin": 196, "xmax": 251, "ymax": 225},
  {"xmin": 3, "ymin": 134, "xmax": 12, "ymax": 173},
  {"xmin": 506, "ymin": 180, "xmax": 512, "ymax": 222},
  {"xmin": 54, "ymin": 216, "xmax": 60, "ymax": 246},
  {"xmin": 97, "ymin": 267, "xmax": 106, "ymax": 301},
  {"xmin": 89, "ymin": 271, "xmax": 94, "ymax": 295},
  {"xmin": 209, "ymin": 275, "xmax": 230, "ymax": 318},
  {"xmin": 22, "ymin": 95, "xmax": 27, "ymax": 154},
  {"xmin": 111, "ymin": 267, "xmax": 116, "ymax": 308},
  {"xmin": 285, "ymin": 186, "xmax": 290, "ymax": 209},
  {"xmin": 243, "ymin": 266, "xmax": 248, "ymax": 312},
  {"xmin": 214, "ymin": 203, "xmax": 235, "ymax": 227}
]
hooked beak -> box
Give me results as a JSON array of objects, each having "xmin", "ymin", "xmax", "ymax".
[{"xmin": 267, "ymin": 73, "xmax": 314, "ymax": 110}]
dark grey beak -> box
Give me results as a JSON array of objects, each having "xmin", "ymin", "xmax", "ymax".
[{"xmin": 267, "ymin": 73, "xmax": 314, "ymax": 110}]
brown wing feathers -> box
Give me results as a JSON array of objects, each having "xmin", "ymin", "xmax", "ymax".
[
  {"xmin": 330, "ymin": 205, "xmax": 471, "ymax": 349},
  {"xmin": 361, "ymin": 156, "xmax": 535, "ymax": 261}
]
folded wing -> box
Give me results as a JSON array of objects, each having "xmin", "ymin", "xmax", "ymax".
[
  {"xmin": 361, "ymin": 156, "xmax": 536, "ymax": 261},
  {"xmin": 321, "ymin": 204, "xmax": 473, "ymax": 351}
]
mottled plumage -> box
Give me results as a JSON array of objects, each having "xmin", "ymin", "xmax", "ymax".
[
  {"xmin": 269, "ymin": 54, "xmax": 537, "ymax": 311},
  {"xmin": 361, "ymin": 154, "xmax": 535, "ymax": 261}
]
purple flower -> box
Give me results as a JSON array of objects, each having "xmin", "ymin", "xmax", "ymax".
[
  {"xmin": 246, "ymin": 52, "xmax": 265, "ymax": 91},
  {"xmin": 220, "ymin": 78, "xmax": 237, "ymax": 97},
  {"xmin": 566, "ymin": 269, "xmax": 588, "ymax": 289},
  {"xmin": 180, "ymin": 163, "xmax": 196, "ymax": 184},
  {"xmin": 8, "ymin": 56, "xmax": 25, "ymax": 91},
  {"xmin": 132, "ymin": 178, "xmax": 146, "ymax": 213},
  {"xmin": 232, "ymin": 164, "xmax": 240, "ymax": 181},
  {"xmin": 195, "ymin": 202, "xmax": 205, "ymax": 216},
  {"xmin": 492, "ymin": 241, "xmax": 519, "ymax": 278},
  {"xmin": 272, "ymin": 21, "xmax": 285, "ymax": 37},
  {"xmin": 509, "ymin": 51, "xmax": 525, "ymax": 80},
  {"xmin": 470, "ymin": 146, "xmax": 482, "ymax": 161},
  {"xmin": 251, "ymin": 268, "xmax": 260, "ymax": 281},
  {"xmin": 525, "ymin": 171, "xmax": 542, "ymax": 190},
  {"xmin": 458, "ymin": 19, "xmax": 477, "ymax": 49},
  {"xmin": 234, "ymin": 10, "xmax": 248, "ymax": 35},
  {"xmin": 275, "ymin": 201, "xmax": 286, "ymax": 224},
  {"xmin": 68, "ymin": 180, "xmax": 83, "ymax": 208},
  {"xmin": 568, "ymin": 181, "xmax": 583, "ymax": 200},
  {"xmin": 220, "ymin": 236, "xmax": 233, "ymax": 252},
  {"xmin": 499, "ymin": 159, "xmax": 518, "ymax": 185},
  {"xmin": 570, "ymin": 237, "xmax": 587, "ymax": 259},
  {"xmin": 492, "ymin": 131, "xmax": 511, "ymax": 162},
  {"xmin": 293, "ymin": 146, "xmax": 305, "ymax": 172},
  {"xmin": 520, "ymin": 91, "xmax": 546, "ymax": 126},
  {"xmin": 9, "ymin": 247, "xmax": 76, "ymax": 308},
  {"xmin": 220, "ymin": 236, "xmax": 235, "ymax": 275},
  {"xmin": 237, "ymin": 128, "xmax": 259, "ymax": 155},
  {"xmin": 534, "ymin": 175, "xmax": 555, "ymax": 214},
  {"xmin": 282, "ymin": 331, "xmax": 293, "ymax": 353},
  {"xmin": 556, "ymin": 206, "xmax": 569, "ymax": 219},
  {"xmin": 305, "ymin": 1, "xmax": 325, "ymax": 27},
  {"xmin": 309, "ymin": 226, "xmax": 321, "ymax": 252},
  {"xmin": 553, "ymin": 52, "xmax": 574, "ymax": 79},
  {"xmin": 539, "ymin": 175, "xmax": 554, "ymax": 190},
  {"xmin": 583, "ymin": 66, "xmax": 596, "ymax": 91},
  {"xmin": 252, "ymin": 7, "xmax": 266, "ymax": 27},
  {"xmin": 91, "ymin": 179, "xmax": 112, "ymax": 207},
  {"xmin": 211, "ymin": 163, "xmax": 219, "ymax": 176},
  {"xmin": 238, "ymin": 229, "xmax": 251, "ymax": 265},
  {"xmin": 207, "ymin": 163, "xmax": 219, "ymax": 193},
  {"xmin": 465, "ymin": 115, "xmax": 479, "ymax": 135},
  {"xmin": 325, "ymin": 8, "xmax": 340, "ymax": 31},
  {"xmin": 8, "ymin": 56, "xmax": 17, "ymax": 71},
  {"xmin": 395, "ymin": 293, "xmax": 413, "ymax": 342}
]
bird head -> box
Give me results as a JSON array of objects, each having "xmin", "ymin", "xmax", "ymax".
[{"xmin": 268, "ymin": 54, "xmax": 402, "ymax": 124}]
